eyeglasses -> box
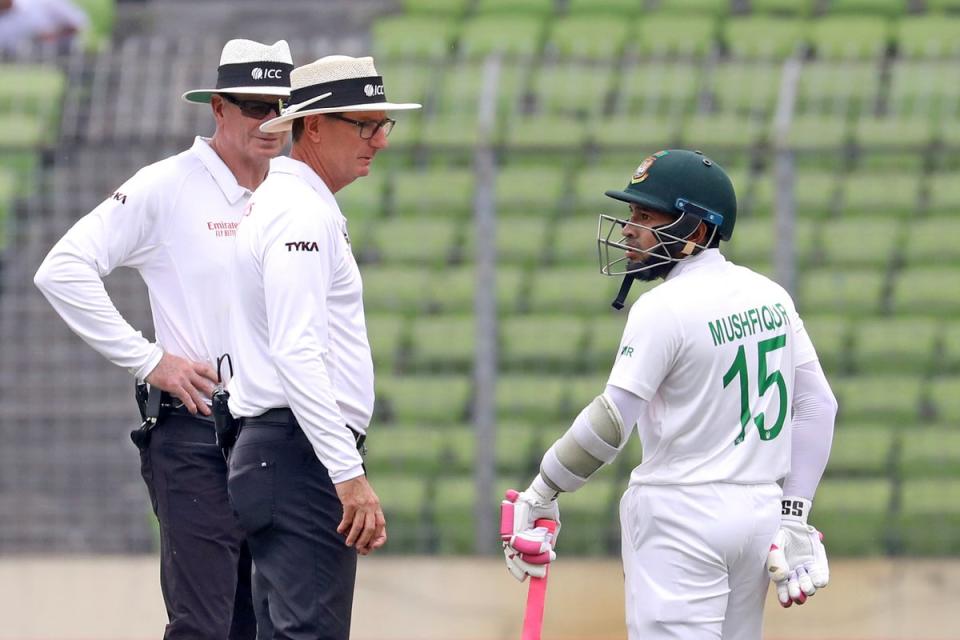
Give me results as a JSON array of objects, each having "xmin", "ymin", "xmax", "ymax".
[
  {"xmin": 326, "ymin": 114, "xmax": 396, "ymax": 139},
  {"xmin": 220, "ymin": 93, "xmax": 284, "ymax": 120}
]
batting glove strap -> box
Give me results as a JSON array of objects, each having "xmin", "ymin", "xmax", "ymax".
[{"xmin": 780, "ymin": 496, "xmax": 813, "ymax": 525}]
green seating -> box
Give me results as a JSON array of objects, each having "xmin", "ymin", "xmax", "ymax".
[
  {"xmin": 840, "ymin": 173, "xmax": 922, "ymax": 216},
  {"xmin": 928, "ymin": 378, "xmax": 960, "ymax": 423},
  {"xmin": 823, "ymin": 0, "xmax": 906, "ymax": 16},
  {"xmin": 529, "ymin": 64, "xmax": 614, "ymax": 118},
  {"xmin": 366, "ymin": 428, "xmax": 462, "ymax": 474},
  {"xmin": 896, "ymin": 16, "xmax": 960, "ymax": 59},
  {"xmin": 851, "ymin": 317, "xmax": 938, "ymax": 375},
  {"xmin": 809, "ymin": 16, "xmax": 891, "ymax": 60},
  {"xmin": 926, "ymin": 0, "xmax": 960, "ymax": 11},
  {"xmin": 496, "ymin": 374, "xmax": 568, "ymax": 421},
  {"xmin": 434, "ymin": 60, "xmax": 528, "ymax": 117},
  {"xmin": 427, "ymin": 266, "xmax": 526, "ymax": 314},
  {"xmin": 635, "ymin": 15, "xmax": 717, "ymax": 58},
  {"xmin": 813, "ymin": 479, "xmax": 891, "ymax": 555},
  {"xmin": 418, "ymin": 113, "xmax": 484, "ymax": 150},
  {"xmin": 709, "ymin": 62, "xmax": 783, "ymax": 114},
  {"xmin": 723, "ymin": 18, "xmax": 808, "ymax": 60},
  {"xmin": 797, "ymin": 63, "xmax": 879, "ymax": 115},
  {"xmin": 895, "ymin": 479, "xmax": 960, "ymax": 555},
  {"xmin": 432, "ymin": 476, "xmax": 477, "ymax": 553},
  {"xmin": 852, "ymin": 117, "xmax": 935, "ymax": 152},
  {"xmin": 566, "ymin": 0, "xmax": 641, "ymax": 14},
  {"xmin": 802, "ymin": 314, "xmax": 851, "ymax": 375},
  {"xmin": 337, "ymin": 172, "xmax": 386, "ymax": 223},
  {"xmin": 593, "ymin": 115, "xmax": 681, "ymax": 153},
  {"xmin": 827, "ymin": 426, "xmax": 894, "ymax": 476},
  {"xmin": 376, "ymin": 374, "xmax": 472, "ymax": 424},
  {"xmin": 469, "ymin": 216, "xmax": 550, "ymax": 265},
  {"xmin": 925, "ymin": 175, "xmax": 960, "ymax": 215},
  {"xmin": 370, "ymin": 474, "xmax": 429, "ymax": 551},
  {"xmin": 889, "ymin": 267, "xmax": 960, "ymax": 317},
  {"xmin": 526, "ymin": 266, "xmax": 628, "ymax": 314},
  {"xmin": 575, "ymin": 165, "xmax": 634, "ymax": 216},
  {"xmin": 726, "ymin": 218, "xmax": 816, "ymax": 266},
  {"xmin": 799, "ymin": 269, "xmax": 885, "ymax": 315},
  {"xmin": 496, "ymin": 421, "xmax": 548, "ymax": 476},
  {"xmin": 555, "ymin": 477, "xmax": 620, "ymax": 554},
  {"xmin": 407, "ymin": 315, "xmax": 475, "ymax": 372},
  {"xmin": 501, "ymin": 315, "xmax": 588, "ymax": 372},
  {"xmin": 613, "ymin": 60, "xmax": 702, "ymax": 116},
  {"xmin": 458, "ymin": 16, "xmax": 546, "ymax": 60},
  {"xmin": 401, "ymin": 0, "xmax": 471, "ymax": 13},
  {"xmin": 0, "ymin": 113, "xmax": 47, "ymax": 149},
  {"xmin": 904, "ymin": 217, "xmax": 960, "ymax": 265},
  {"xmin": 751, "ymin": 171, "xmax": 839, "ymax": 217},
  {"xmin": 365, "ymin": 313, "xmax": 407, "ymax": 371},
  {"xmin": 784, "ymin": 115, "xmax": 850, "ymax": 154},
  {"xmin": 545, "ymin": 16, "xmax": 631, "ymax": 60},
  {"xmin": 750, "ymin": 0, "xmax": 815, "ymax": 14},
  {"xmin": 815, "ymin": 218, "xmax": 899, "ymax": 268},
  {"xmin": 474, "ymin": 0, "xmax": 556, "ymax": 15},
  {"xmin": 391, "ymin": 168, "xmax": 474, "ymax": 217},
  {"xmin": 494, "ymin": 167, "xmax": 567, "ymax": 214},
  {"xmin": 553, "ymin": 214, "xmax": 602, "ymax": 266},
  {"xmin": 362, "ymin": 265, "xmax": 431, "ymax": 313},
  {"xmin": 832, "ymin": 375, "xmax": 922, "ymax": 423},
  {"xmin": 942, "ymin": 328, "xmax": 960, "ymax": 375},
  {"xmin": 584, "ymin": 313, "xmax": 631, "ymax": 371},
  {"xmin": 503, "ymin": 116, "xmax": 590, "ymax": 151},
  {"xmin": 368, "ymin": 217, "xmax": 459, "ymax": 266},
  {"xmin": 657, "ymin": 0, "xmax": 730, "ymax": 16},
  {"xmin": 565, "ymin": 374, "xmax": 608, "ymax": 415},
  {"xmin": 679, "ymin": 113, "xmax": 767, "ymax": 150},
  {"xmin": 900, "ymin": 426, "xmax": 960, "ymax": 479},
  {"xmin": 887, "ymin": 61, "xmax": 960, "ymax": 118},
  {"xmin": 371, "ymin": 16, "xmax": 459, "ymax": 59},
  {"xmin": 376, "ymin": 60, "xmax": 441, "ymax": 111}
]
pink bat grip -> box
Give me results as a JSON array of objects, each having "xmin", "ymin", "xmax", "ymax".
[{"xmin": 521, "ymin": 518, "xmax": 557, "ymax": 640}]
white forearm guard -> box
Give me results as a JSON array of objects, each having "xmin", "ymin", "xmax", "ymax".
[{"xmin": 540, "ymin": 393, "xmax": 627, "ymax": 493}]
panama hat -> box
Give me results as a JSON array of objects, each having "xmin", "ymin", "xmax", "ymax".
[
  {"xmin": 181, "ymin": 39, "xmax": 293, "ymax": 104},
  {"xmin": 259, "ymin": 55, "xmax": 421, "ymax": 134}
]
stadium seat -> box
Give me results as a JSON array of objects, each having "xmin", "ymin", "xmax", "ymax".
[
  {"xmin": 613, "ymin": 59, "xmax": 702, "ymax": 116},
  {"xmin": 427, "ymin": 265, "xmax": 526, "ymax": 314},
  {"xmin": 903, "ymin": 217, "xmax": 960, "ymax": 266},
  {"xmin": 851, "ymin": 317, "xmax": 938, "ymax": 376},
  {"xmin": 391, "ymin": 168, "xmax": 475, "ymax": 217},
  {"xmin": 827, "ymin": 426, "xmax": 894, "ymax": 476},
  {"xmin": 367, "ymin": 216, "xmax": 460, "ymax": 266},
  {"xmin": 928, "ymin": 378, "xmax": 960, "ymax": 424},
  {"xmin": 679, "ymin": 113, "xmax": 768, "ymax": 152},
  {"xmin": 417, "ymin": 113, "xmax": 485, "ymax": 151},
  {"xmin": 375, "ymin": 60, "xmax": 441, "ymax": 112},
  {"xmin": 726, "ymin": 218, "xmax": 815, "ymax": 267},
  {"xmin": 925, "ymin": 175, "xmax": 960, "ymax": 216},
  {"xmin": 813, "ymin": 479, "xmax": 891, "ymax": 555},
  {"xmin": 554, "ymin": 476, "xmax": 620, "ymax": 554},
  {"xmin": 750, "ymin": 0, "xmax": 815, "ymax": 15},
  {"xmin": 431, "ymin": 475, "xmax": 477, "ymax": 553},
  {"xmin": 808, "ymin": 16, "xmax": 891, "ymax": 60},
  {"xmin": 709, "ymin": 61, "xmax": 784, "ymax": 115},
  {"xmin": 501, "ymin": 315, "xmax": 588, "ymax": 372},
  {"xmin": 494, "ymin": 166, "xmax": 568, "ymax": 215},
  {"xmin": 337, "ymin": 172, "xmax": 387, "ymax": 225},
  {"xmin": 797, "ymin": 62, "xmax": 880, "ymax": 116},
  {"xmin": 496, "ymin": 374, "xmax": 568, "ymax": 421},
  {"xmin": 365, "ymin": 313, "xmax": 407, "ymax": 372},
  {"xmin": 784, "ymin": 115, "xmax": 850, "ymax": 155},
  {"xmin": 583, "ymin": 312, "xmax": 630, "ymax": 371},
  {"xmin": 370, "ymin": 474, "xmax": 429, "ymax": 551},
  {"xmin": 852, "ymin": 117, "xmax": 936, "ymax": 160},
  {"xmin": 895, "ymin": 478, "xmax": 960, "ymax": 555},
  {"xmin": 371, "ymin": 16, "xmax": 459, "ymax": 60},
  {"xmin": 407, "ymin": 315, "xmax": 475, "ymax": 372},
  {"xmin": 459, "ymin": 215, "xmax": 550, "ymax": 266},
  {"xmin": 941, "ymin": 327, "xmax": 960, "ymax": 375},
  {"xmin": 722, "ymin": 17, "xmax": 808, "ymax": 60},
  {"xmin": 473, "ymin": 0, "xmax": 556, "ymax": 15},
  {"xmin": 376, "ymin": 374, "xmax": 472, "ymax": 424},
  {"xmin": 900, "ymin": 426, "xmax": 960, "ymax": 479},
  {"xmin": 751, "ymin": 170, "xmax": 840, "ymax": 217},
  {"xmin": 526, "ymin": 266, "xmax": 629, "ymax": 314},
  {"xmin": 0, "ymin": 113, "xmax": 47, "ymax": 149},
  {"xmin": 565, "ymin": 374, "xmax": 608, "ymax": 415},
  {"xmin": 433, "ymin": 60, "xmax": 528, "ymax": 117},
  {"xmin": 823, "ymin": 0, "xmax": 906, "ymax": 16},
  {"xmin": 401, "ymin": 0, "xmax": 471, "ymax": 13},
  {"xmin": 889, "ymin": 267, "xmax": 960, "ymax": 317},
  {"xmin": 496, "ymin": 421, "xmax": 547, "ymax": 477},
  {"xmin": 545, "ymin": 16, "xmax": 631, "ymax": 60},
  {"xmin": 502, "ymin": 116, "xmax": 590, "ymax": 152},
  {"xmin": 896, "ymin": 16, "xmax": 960, "ymax": 59},
  {"xmin": 802, "ymin": 314, "xmax": 851, "ymax": 375},
  {"xmin": 814, "ymin": 218, "xmax": 899, "ymax": 268},
  {"xmin": 366, "ymin": 428, "xmax": 460, "ymax": 475},
  {"xmin": 799, "ymin": 269, "xmax": 885, "ymax": 315},
  {"xmin": 634, "ymin": 15, "xmax": 717, "ymax": 58},
  {"xmin": 528, "ymin": 63, "xmax": 615, "ymax": 119},
  {"xmin": 566, "ymin": 0, "xmax": 641, "ymax": 15},
  {"xmin": 887, "ymin": 61, "xmax": 960, "ymax": 118},
  {"xmin": 592, "ymin": 115, "xmax": 682, "ymax": 154},
  {"xmin": 925, "ymin": 0, "xmax": 960, "ymax": 12},
  {"xmin": 832, "ymin": 375, "xmax": 923, "ymax": 424},
  {"xmin": 553, "ymin": 213, "xmax": 602, "ymax": 266},
  {"xmin": 457, "ymin": 15, "xmax": 547, "ymax": 60},
  {"xmin": 656, "ymin": 0, "xmax": 730, "ymax": 16},
  {"xmin": 362, "ymin": 265, "xmax": 432, "ymax": 313},
  {"xmin": 574, "ymin": 165, "xmax": 635, "ymax": 216},
  {"xmin": 840, "ymin": 172, "xmax": 922, "ymax": 216}
]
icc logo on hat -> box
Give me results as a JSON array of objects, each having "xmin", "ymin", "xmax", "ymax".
[{"xmin": 364, "ymin": 83, "xmax": 385, "ymax": 97}]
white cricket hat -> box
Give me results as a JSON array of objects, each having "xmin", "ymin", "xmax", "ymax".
[{"xmin": 181, "ymin": 39, "xmax": 293, "ymax": 104}]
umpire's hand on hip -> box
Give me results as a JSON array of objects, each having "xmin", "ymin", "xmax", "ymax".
[
  {"xmin": 335, "ymin": 475, "xmax": 387, "ymax": 555},
  {"xmin": 145, "ymin": 352, "xmax": 218, "ymax": 416}
]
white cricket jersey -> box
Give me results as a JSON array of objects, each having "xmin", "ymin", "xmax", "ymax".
[
  {"xmin": 607, "ymin": 249, "xmax": 818, "ymax": 487},
  {"xmin": 34, "ymin": 137, "xmax": 254, "ymax": 381},
  {"xmin": 227, "ymin": 156, "xmax": 371, "ymax": 483}
]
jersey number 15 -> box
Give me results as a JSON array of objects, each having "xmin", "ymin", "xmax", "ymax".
[{"xmin": 722, "ymin": 333, "xmax": 788, "ymax": 446}]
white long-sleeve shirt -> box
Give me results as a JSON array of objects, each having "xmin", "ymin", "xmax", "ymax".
[
  {"xmin": 34, "ymin": 137, "xmax": 252, "ymax": 381},
  {"xmin": 227, "ymin": 156, "xmax": 372, "ymax": 483}
]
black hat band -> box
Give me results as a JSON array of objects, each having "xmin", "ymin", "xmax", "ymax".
[
  {"xmin": 216, "ymin": 62, "xmax": 294, "ymax": 89},
  {"xmin": 290, "ymin": 76, "xmax": 387, "ymax": 109}
]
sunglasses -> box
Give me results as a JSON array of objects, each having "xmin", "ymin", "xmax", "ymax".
[
  {"xmin": 220, "ymin": 93, "xmax": 284, "ymax": 119},
  {"xmin": 325, "ymin": 114, "xmax": 396, "ymax": 140}
]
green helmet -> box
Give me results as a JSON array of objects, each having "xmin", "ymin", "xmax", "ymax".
[{"xmin": 604, "ymin": 149, "xmax": 737, "ymax": 241}]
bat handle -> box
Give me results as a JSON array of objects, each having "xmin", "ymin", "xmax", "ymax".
[{"xmin": 522, "ymin": 518, "xmax": 557, "ymax": 640}]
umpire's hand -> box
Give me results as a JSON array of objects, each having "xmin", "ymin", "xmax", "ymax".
[
  {"xmin": 335, "ymin": 475, "xmax": 387, "ymax": 555},
  {"xmin": 145, "ymin": 352, "xmax": 218, "ymax": 416}
]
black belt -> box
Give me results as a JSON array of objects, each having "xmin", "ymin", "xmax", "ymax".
[{"xmin": 241, "ymin": 407, "xmax": 366, "ymax": 453}]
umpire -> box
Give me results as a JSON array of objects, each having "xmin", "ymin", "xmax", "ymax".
[
  {"xmin": 34, "ymin": 39, "xmax": 293, "ymax": 639},
  {"xmin": 225, "ymin": 55, "xmax": 420, "ymax": 638}
]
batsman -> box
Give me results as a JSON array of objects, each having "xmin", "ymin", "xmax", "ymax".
[{"xmin": 501, "ymin": 149, "xmax": 838, "ymax": 639}]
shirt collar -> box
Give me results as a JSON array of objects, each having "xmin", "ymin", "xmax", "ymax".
[
  {"xmin": 190, "ymin": 137, "xmax": 250, "ymax": 205},
  {"xmin": 269, "ymin": 156, "xmax": 338, "ymax": 209},
  {"xmin": 665, "ymin": 247, "xmax": 727, "ymax": 281}
]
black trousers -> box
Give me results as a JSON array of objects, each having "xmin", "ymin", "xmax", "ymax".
[
  {"xmin": 227, "ymin": 412, "xmax": 357, "ymax": 640},
  {"xmin": 139, "ymin": 412, "xmax": 257, "ymax": 640}
]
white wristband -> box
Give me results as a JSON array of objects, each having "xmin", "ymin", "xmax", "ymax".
[{"xmin": 781, "ymin": 496, "xmax": 813, "ymax": 524}]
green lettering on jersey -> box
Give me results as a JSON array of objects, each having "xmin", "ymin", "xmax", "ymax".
[
  {"xmin": 620, "ymin": 346, "xmax": 634, "ymax": 357},
  {"xmin": 707, "ymin": 302, "xmax": 793, "ymax": 348}
]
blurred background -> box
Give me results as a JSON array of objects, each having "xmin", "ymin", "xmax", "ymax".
[{"xmin": 0, "ymin": 0, "xmax": 958, "ymax": 637}]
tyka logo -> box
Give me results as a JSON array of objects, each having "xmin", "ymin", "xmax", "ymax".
[
  {"xmin": 110, "ymin": 191, "xmax": 127, "ymax": 204},
  {"xmin": 363, "ymin": 83, "xmax": 384, "ymax": 97},
  {"xmin": 252, "ymin": 67, "xmax": 283, "ymax": 81},
  {"xmin": 285, "ymin": 241, "xmax": 319, "ymax": 252}
]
